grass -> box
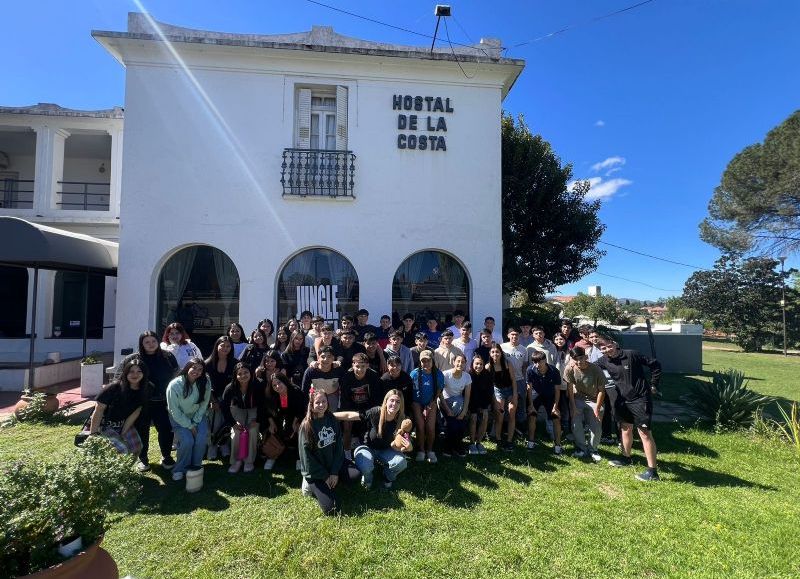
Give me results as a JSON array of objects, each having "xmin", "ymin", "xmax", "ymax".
[{"xmin": 2, "ymin": 345, "xmax": 799, "ymax": 578}]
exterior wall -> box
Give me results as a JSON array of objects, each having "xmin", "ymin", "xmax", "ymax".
[
  {"xmin": 618, "ymin": 332, "xmax": 703, "ymax": 373},
  {"xmin": 113, "ymin": 42, "xmax": 511, "ymax": 358}
]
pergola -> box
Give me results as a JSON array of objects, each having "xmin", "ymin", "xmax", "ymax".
[{"xmin": 0, "ymin": 216, "xmax": 118, "ymax": 392}]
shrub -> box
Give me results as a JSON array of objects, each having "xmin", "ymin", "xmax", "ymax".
[
  {"xmin": 688, "ymin": 368, "xmax": 772, "ymax": 430},
  {"xmin": 11, "ymin": 392, "xmax": 51, "ymax": 424},
  {"xmin": 0, "ymin": 436, "xmax": 140, "ymax": 577},
  {"xmin": 774, "ymin": 401, "xmax": 800, "ymax": 455}
]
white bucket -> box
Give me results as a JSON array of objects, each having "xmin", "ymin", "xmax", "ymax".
[
  {"xmin": 46, "ymin": 352, "xmax": 61, "ymax": 364},
  {"xmin": 185, "ymin": 467, "xmax": 204, "ymax": 493}
]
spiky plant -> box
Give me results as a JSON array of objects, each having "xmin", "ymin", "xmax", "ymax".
[
  {"xmin": 688, "ymin": 368, "xmax": 772, "ymax": 430},
  {"xmin": 774, "ymin": 401, "xmax": 800, "ymax": 455}
]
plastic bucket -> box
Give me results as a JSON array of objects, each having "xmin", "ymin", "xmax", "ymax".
[{"xmin": 185, "ymin": 467, "xmax": 204, "ymax": 493}]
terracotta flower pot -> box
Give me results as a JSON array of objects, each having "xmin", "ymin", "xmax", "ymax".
[
  {"xmin": 13, "ymin": 393, "xmax": 60, "ymax": 417},
  {"xmin": 20, "ymin": 536, "xmax": 118, "ymax": 579}
]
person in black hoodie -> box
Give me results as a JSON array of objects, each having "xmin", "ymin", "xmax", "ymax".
[
  {"xmin": 205, "ymin": 336, "xmax": 236, "ymax": 460},
  {"xmin": 298, "ymin": 388, "xmax": 360, "ymax": 515},
  {"xmin": 596, "ymin": 337, "xmax": 662, "ymax": 482},
  {"xmin": 282, "ymin": 330, "xmax": 310, "ymax": 387},
  {"xmin": 239, "ymin": 329, "xmax": 269, "ymax": 374},
  {"xmin": 262, "ymin": 372, "xmax": 305, "ymax": 471},
  {"xmin": 114, "ymin": 330, "xmax": 179, "ymax": 471},
  {"xmin": 221, "ymin": 363, "xmax": 262, "ymax": 473}
]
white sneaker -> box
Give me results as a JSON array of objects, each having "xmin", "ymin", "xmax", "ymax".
[
  {"xmin": 526, "ymin": 440, "xmax": 536, "ymax": 450},
  {"xmin": 263, "ymin": 459, "xmax": 276, "ymax": 471},
  {"xmin": 228, "ymin": 461, "xmax": 242, "ymax": 474},
  {"xmin": 554, "ymin": 445, "xmax": 564, "ymax": 456},
  {"xmin": 415, "ymin": 451, "xmax": 426, "ymax": 462},
  {"xmin": 301, "ymin": 478, "xmax": 313, "ymax": 497},
  {"xmin": 426, "ymin": 451, "xmax": 438, "ymax": 464},
  {"xmin": 477, "ymin": 443, "xmax": 488, "ymax": 455},
  {"xmin": 572, "ymin": 450, "xmax": 586, "ymax": 458},
  {"xmin": 590, "ymin": 452, "xmax": 602, "ymax": 463},
  {"xmin": 243, "ymin": 463, "xmax": 255, "ymax": 473},
  {"xmin": 468, "ymin": 444, "xmax": 480, "ymax": 455},
  {"xmin": 171, "ymin": 471, "xmax": 184, "ymax": 481}
]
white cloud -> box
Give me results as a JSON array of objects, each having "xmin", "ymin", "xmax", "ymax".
[
  {"xmin": 590, "ymin": 156, "xmax": 626, "ymax": 173},
  {"xmin": 594, "ymin": 120, "xmax": 605, "ymax": 127},
  {"xmin": 584, "ymin": 177, "xmax": 632, "ymax": 200}
]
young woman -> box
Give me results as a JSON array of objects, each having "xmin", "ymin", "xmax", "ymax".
[
  {"xmin": 409, "ymin": 350, "xmax": 443, "ymax": 464},
  {"xmin": 239, "ymin": 329, "xmax": 269, "ymax": 374},
  {"xmin": 114, "ymin": 330, "xmax": 179, "ymax": 470},
  {"xmin": 552, "ymin": 333, "xmax": 572, "ymax": 437},
  {"xmin": 258, "ymin": 319, "xmax": 275, "ymax": 347},
  {"xmin": 261, "ymin": 373, "xmax": 305, "ymax": 470},
  {"xmin": 160, "ymin": 322, "xmax": 203, "ymax": 369},
  {"xmin": 205, "ymin": 336, "xmax": 236, "ymax": 460},
  {"xmin": 166, "ymin": 358, "xmax": 212, "ymax": 481},
  {"xmin": 227, "ymin": 322, "xmax": 249, "ymax": 358},
  {"xmin": 282, "ymin": 329, "xmax": 310, "ymax": 387},
  {"xmin": 221, "ymin": 363, "xmax": 261, "ymax": 473},
  {"xmin": 340, "ymin": 389, "xmax": 409, "ymax": 490},
  {"xmin": 255, "ymin": 349, "xmax": 285, "ymax": 385},
  {"xmin": 90, "ymin": 358, "xmax": 150, "ymax": 455},
  {"xmin": 297, "ymin": 388, "xmax": 360, "ymax": 515},
  {"xmin": 273, "ymin": 326, "xmax": 291, "ymax": 354},
  {"xmin": 440, "ymin": 354, "xmax": 472, "ymax": 458},
  {"xmin": 285, "ymin": 318, "xmax": 301, "ymax": 337},
  {"xmin": 467, "ymin": 353, "xmax": 492, "ymax": 455},
  {"xmin": 489, "ymin": 343, "xmax": 516, "ymax": 451}
]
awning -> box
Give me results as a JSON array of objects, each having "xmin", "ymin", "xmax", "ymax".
[{"xmin": 0, "ymin": 216, "xmax": 118, "ymax": 275}]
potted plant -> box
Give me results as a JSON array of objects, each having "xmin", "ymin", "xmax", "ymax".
[
  {"xmin": 80, "ymin": 352, "xmax": 105, "ymax": 399},
  {"xmin": 0, "ymin": 436, "xmax": 140, "ymax": 578}
]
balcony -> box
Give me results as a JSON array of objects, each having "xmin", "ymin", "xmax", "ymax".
[
  {"xmin": 280, "ymin": 149, "xmax": 355, "ymax": 198},
  {"xmin": 57, "ymin": 181, "xmax": 110, "ymax": 211},
  {"xmin": 0, "ymin": 178, "xmax": 34, "ymax": 209}
]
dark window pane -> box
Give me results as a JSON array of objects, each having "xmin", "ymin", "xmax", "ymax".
[
  {"xmin": 392, "ymin": 251, "xmax": 469, "ymax": 327},
  {"xmin": 0, "ymin": 266, "xmax": 28, "ymax": 338},
  {"xmin": 52, "ymin": 272, "xmax": 105, "ymax": 339}
]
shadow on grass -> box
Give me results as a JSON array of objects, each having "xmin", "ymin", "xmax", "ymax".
[
  {"xmin": 651, "ymin": 422, "xmax": 720, "ymax": 458},
  {"xmin": 659, "ymin": 459, "xmax": 778, "ymax": 490}
]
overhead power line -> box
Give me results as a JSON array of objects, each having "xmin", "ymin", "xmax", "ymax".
[
  {"xmin": 598, "ymin": 241, "xmax": 708, "ymax": 270},
  {"xmin": 595, "ymin": 272, "xmax": 679, "ymax": 293}
]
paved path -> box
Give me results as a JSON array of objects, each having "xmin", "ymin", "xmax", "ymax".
[
  {"xmin": 0, "ymin": 380, "xmax": 90, "ymax": 421},
  {"xmin": 651, "ymin": 398, "xmax": 699, "ymax": 423}
]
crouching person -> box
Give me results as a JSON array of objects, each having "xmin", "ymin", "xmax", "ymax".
[
  {"xmin": 298, "ymin": 388, "xmax": 360, "ymax": 515},
  {"xmin": 221, "ymin": 363, "xmax": 261, "ymax": 473},
  {"xmin": 166, "ymin": 358, "xmax": 212, "ymax": 481},
  {"xmin": 339, "ymin": 389, "xmax": 409, "ymax": 490},
  {"xmin": 89, "ymin": 358, "xmax": 150, "ymax": 455}
]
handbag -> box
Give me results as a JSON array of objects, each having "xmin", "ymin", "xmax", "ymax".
[{"xmin": 261, "ymin": 433, "xmax": 286, "ymax": 460}]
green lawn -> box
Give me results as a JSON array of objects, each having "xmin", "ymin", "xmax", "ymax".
[{"xmin": 3, "ymin": 346, "xmax": 799, "ymax": 578}]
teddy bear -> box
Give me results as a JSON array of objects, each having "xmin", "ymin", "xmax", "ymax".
[{"xmin": 392, "ymin": 418, "xmax": 413, "ymax": 452}]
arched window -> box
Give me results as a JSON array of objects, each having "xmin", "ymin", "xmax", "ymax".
[
  {"xmin": 392, "ymin": 250, "xmax": 469, "ymax": 327},
  {"xmin": 0, "ymin": 266, "xmax": 28, "ymax": 338},
  {"xmin": 52, "ymin": 271, "xmax": 105, "ymax": 338},
  {"xmin": 277, "ymin": 248, "xmax": 358, "ymax": 327},
  {"xmin": 157, "ymin": 245, "xmax": 239, "ymax": 354}
]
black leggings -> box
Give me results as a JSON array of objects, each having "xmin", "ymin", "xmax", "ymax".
[
  {"xmin": 306, "ymin": 461, "xmax": 361, "ymax": 516},
  {"xmin": 136, "ymin": 400, "xmax": 173, "ymax": 463}
]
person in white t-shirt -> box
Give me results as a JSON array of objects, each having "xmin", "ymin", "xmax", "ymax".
[
  {"xmin": 501, "ymin": 327, "xmax": 529, "ymax": 429},
  {"xmin": 453, "ymin": 321, "xmax": 478, "ymax": 366},
  {"xmin": 484, "ymin": 316, "xmax": 503, "ymax": 344},
  {"xmin": 440, "ymin": 354, "xmax": 472, "ymax": 457},
  {"xmin": 446, "ymin": 309, "xmax": 466, "ymax": 338}
]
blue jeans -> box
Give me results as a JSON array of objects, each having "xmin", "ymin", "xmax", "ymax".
[
  {"xmin": 170, "ymin": 417, "xmax": 208, "ymax": 475},
  {"xmin": 354, "ymin": 445, "xmax": 407, "ymax": 487},
  {"xmin": 515, "ymin": 379, "xmax": 527, "ymax": 425}
]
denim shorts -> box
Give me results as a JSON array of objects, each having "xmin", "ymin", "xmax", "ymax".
[{"xmin": 493, "ymin": 386, "xmax": 514, "ymax": 401}]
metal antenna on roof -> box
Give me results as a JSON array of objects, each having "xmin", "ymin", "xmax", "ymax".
[{"xmin": 430, "ymin": 5, "xmax": 451, "ymax": 55}]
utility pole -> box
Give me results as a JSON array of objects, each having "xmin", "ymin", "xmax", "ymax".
[{"xmin": 779, "ymin": 256, "xmax": 787, "ymax": 356}]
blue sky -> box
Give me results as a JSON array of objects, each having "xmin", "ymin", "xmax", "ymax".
[{"xmin": 3, "ymin": 0, "xmax": 798, "ymax": 301}]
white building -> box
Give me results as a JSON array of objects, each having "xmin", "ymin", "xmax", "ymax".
[{"xmin": 95, "ymin": 14, "xmax": 524, "ymax": 358}]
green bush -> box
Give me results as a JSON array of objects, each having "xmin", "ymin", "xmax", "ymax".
[
  {"xmin": 0, "ymin": 436, "xmax": 140, "ymax": 577},
  {"xmin": 11, "ymin": 392, "xmax": 51, "ymax": 424},
  {"xmin": 688, "ymin": 368, "xmax": 773, "ymax": 430}
]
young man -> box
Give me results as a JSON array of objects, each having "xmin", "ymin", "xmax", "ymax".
[
  {"xmin": 374, "ymin": 314, "xmax": 394, "ymax": 349},
  {"xmin": 446, "ymin": 309, "xmax": 466, "ymax": 338},
  {"xmin": 339, "ymin": 352, "xmax": 383, "ymax": 456},
  {"xmin": 305, "ymin": 315, "xmax": 325, "ymax": 349},
  {"xmin": 362, "ymin": 332, "xmax": 387, "ymax": 374},
  {"xmin": 586, "ymin": 328, "xmax": 604, "ymax": 363},
  {"xmin": 527, "ymin": 326, "xmax": 557, "ymax": 366},
  {"xmin": 354, "ymin": 309, "xmax": 378, "ymax": 342},
  {"xmin": 338, "ymin": 329, "xmax": 366, "ymax": 370},
  {"xmin": 410, "ymin": 332, "xmax": 432, "ymax": 368},
  {"xmin": 474, "ymin": 328, "xmax": 493, "ymax": 363},
  {"xmin": 300, "ymin": 310, "xmax": 314, "ymax": 334},
  {"xmin": 399, "ymin": 313, "xmax": 418, "ymax": 348},
  {"xmin": 518, "ymin": 322, "xmax": 534, "ymax": 348},
  {"xmin": 384, "ymin": 330, "xmax": 414, "ymax": 375},
  {"xmin": 525, "ymin": 351, "xmax": 563, "ymax": 454},
  {"xmin": 339, "ymin": 314, "xmax": 355, "ymax": 335},
  {"xmin": 381, "ymin": 354, "xmax": 414, "ymax": 415},
  {"xmin": 559, "ymin": 319, "xmax": 580, "ymax": 349},
  {"xmin": 596, "ymin": 338, "xmax": 662, "ymax": 481},
  {"xmin": 501, "ymin": 327, "xmax": 529, "ymax": 429},
  {"xmin": 575, "ymin": 324, "xmax": 593, "ymax": 350},
  {"xmin": 434, "ymin": 330, "xmax": 461, "ymax": 373},
  {"xmin": 308, "ymin": 324, "xmax": 343, "ymax": 365},
  {"xmin": 453, "ymin": 322, "xmax": 478, "ymax": 365},
  {"xmin": 564, "ymin": 346, "xmax": 606, "ymax": 461},
  {"xmin": 300, "ymin": 346, "xmax": 344, "ymax": 410},
  {"xmin": 424, "ymin": 316, "xmax": 442, "ymax": 349},
  {"xmin": 484, "ymin": 316, "xmax": 503, "ymax": 344}
]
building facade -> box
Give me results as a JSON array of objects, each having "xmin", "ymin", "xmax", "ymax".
[{"xmin": 95, "ymin": 14, "xmax": 524, "ymax": 358}]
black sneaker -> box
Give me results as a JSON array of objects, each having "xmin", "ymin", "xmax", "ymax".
[
  {"xmin": 160, "ymin": 456, "xmax": 176, "ymax": 470},
  {"xmin": 502, "ymin": 440, "xmax": 514, "ymax": 452},
  {"xmin": 608, "ymin": 456, "xmax": 633, "ymax": 467},
  {"xmin": 636, "ymin": 469, "xmax": 660, "ymax": 482}
]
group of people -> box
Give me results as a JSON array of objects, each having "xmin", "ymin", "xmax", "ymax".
[{"xmin": 87, "ymin": 309, "xmax": 663, "ymax": 516}]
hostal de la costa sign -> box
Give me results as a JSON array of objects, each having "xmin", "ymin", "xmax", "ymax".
[{"xmin": 394, "ymin": 94, "xmax": 453, "ymax": 151}]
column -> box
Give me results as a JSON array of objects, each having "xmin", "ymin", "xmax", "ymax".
[
  {"xmin": 107, "ymin": 127, "xmax": 123, "ymax": 218},
  {"xmin": 32, "ymin": 126, "xmax": 69, "ymax": 212}
]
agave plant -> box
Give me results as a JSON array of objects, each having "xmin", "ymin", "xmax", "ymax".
[
  {"xmin": 688, "ymin": 368, "xmax": 773, "ymax": 430},
  {"xmin": 774, "ymin": 401, "xmax": 800, "ymax": 454}
]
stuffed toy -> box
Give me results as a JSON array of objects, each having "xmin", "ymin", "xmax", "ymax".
[{"xmin": 392, "ymin": 418, "xmax": 413, "ymax": 452}]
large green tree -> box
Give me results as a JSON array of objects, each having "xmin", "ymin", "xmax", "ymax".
[
  {"xmin": 561, "ymin": 293, "xmax": 626, "ymax": 326},
  {"xmin": 502, "ymin": 114, "xmax": 605, "ymax": 299},
  {"xmin": 682, "ymin": 255, "xmax": 793, "ymax": 351},
  {"xmin": 700, "ymin": 110, "xmax": 800, "ymax": 255}
]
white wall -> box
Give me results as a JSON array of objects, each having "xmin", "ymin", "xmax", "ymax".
[{"xmin": 114, "ymin": 42, "xmax": 514, "ymax": 360}]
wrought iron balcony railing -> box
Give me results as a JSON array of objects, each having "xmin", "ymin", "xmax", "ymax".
[
  {"xmin": 280, "ymin": 149, "xmax": 355, "ymax": 198},
  {"xmin": 0, "ymin": 179, "xmax": 34, "ymax": 209},
  {"xmin": 57, "ymin": 181, "xmax": 110, "ymax": 211}
]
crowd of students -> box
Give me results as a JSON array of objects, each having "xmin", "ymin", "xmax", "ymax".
[{"xmin": 87, "ymin": 309, "xmax": 662, "ymax": 516}]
